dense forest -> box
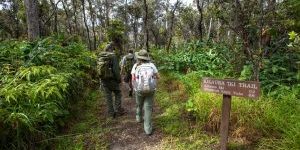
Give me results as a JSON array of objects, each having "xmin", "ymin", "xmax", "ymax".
[{"xmin": 0, "ymin": 0, "xmax": 299, "ymax": 149}]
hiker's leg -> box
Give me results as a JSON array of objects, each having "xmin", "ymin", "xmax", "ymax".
[
  {"xmin": 128, "ymin": 74, "xmax": 133, "ymax": 96},
  {"xmin": 144, "ymin": 93, "xmax": 154, "ymax": 134},
  {"xmin": 103, "ymin": 85, "xmax": 114, "ymax": 117},
  {"xmin": 106, "ymin": 81, "xmax": 120, "ymax": 111},
  {"xmin": 129, "ymin": 78, "xmax": 132, "ymax": 89},
  {"xmin": 113, "ymin": 84, "xmax": 123, "ymax": 113},
  {"xmin": 135, "ymin": 92, "xmax": 143, "ymax": 122}
]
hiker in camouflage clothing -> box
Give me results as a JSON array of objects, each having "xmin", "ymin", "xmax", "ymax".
[
  {"xmin": 120, "ymin": 50, "xmax": 136, "ymax": 97},
  {"xmin": 98, "ymin": 43, "xmax": 125, "ymax": 118}
]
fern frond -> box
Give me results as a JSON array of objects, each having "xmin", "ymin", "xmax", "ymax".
[
  {"xmin": 16, "ymin": 65, "xmax": 57, "ymax": 81},
  {"xmin": 5, "ymin": 112, "xmax": 32, "ymax": 128}
]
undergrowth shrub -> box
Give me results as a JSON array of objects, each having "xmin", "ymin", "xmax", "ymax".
[
  {"xmin": 153, "ymin": 41, "xmax": 235, "ymax": 76},
  {"xmin": 0, "ymin": 36, "xmax": 95, "ymax": 149},
  {"xmin": 173, "ymin": 72, "xmax": 299, "ymax": 149},
  {"xmin": 153, "ymin": 39, "xmax": 299, "ymax": 149},
  {"xmin": 159, "ymin": 72, "xmax": 299, "ymax": 149},
  {"xmin": 259, "ymin": 32, "xmax": 300, "ymax": 96}
]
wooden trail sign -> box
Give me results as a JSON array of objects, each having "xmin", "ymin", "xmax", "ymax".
[
  {"xmin": 202, "ymin": 77, "xmax": 260, "ymax": 98},
  {"xmin": 201, "ymin": 77, "xmax": 260, "ymax": 150}
]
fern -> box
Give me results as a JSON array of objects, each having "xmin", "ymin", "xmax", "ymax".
[
  {"xmin": 5, "ymin": 113, "xmax": 32, "ymax": 129},
  {"xmin": 16, "ymin": 65, "xmax": 57, "ymax": 82},
  {"xmin": 0, "ymin": 36, "xmax": 94, "ymax": 149}
]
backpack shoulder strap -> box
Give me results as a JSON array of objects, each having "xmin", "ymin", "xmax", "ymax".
[{"xmin": 135, "ymin": 63, "xmax": 154, "ymax": 74}]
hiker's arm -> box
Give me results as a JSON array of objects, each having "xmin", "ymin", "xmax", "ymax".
[
  {"xmin": 120, "ymin": 63, "xmax": 123, "ymax": 75},
  {"xmin": 152, "ymin": 63, "xmax": 159, "ymax": 79},
  {"xmin": 131, "ymin": 63, "xmax": 137, "ymax": 82},
  {"xmin": 120, "ymin": 67, "xmax": 124, "ymax": 76},
  {"xmin": 120, "ymin": 57, "xmax": 126, "ymax": 75},
  {"xmin": 113, "ymin": 56, "xmax": 121, "ymax": 83}
]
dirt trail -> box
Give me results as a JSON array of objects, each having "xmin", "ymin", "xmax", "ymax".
[{"xmin": 103, "ymin": 83, "xmax": 165, "ymax": 150}]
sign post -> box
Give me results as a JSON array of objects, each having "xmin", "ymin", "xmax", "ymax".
[
  {"xmin": 220, "ymin": 94, "xmax": 231, "ymax": 150},
  {"xmin": 201, "ymin": 78, "xmax": 260, "ymax": 150}
]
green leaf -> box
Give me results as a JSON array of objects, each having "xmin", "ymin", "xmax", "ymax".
[
  {"xmin": 272, "ymin": 65, "xmax": 279, "ymax": 73},
  {"xmin": 289, "ymin": 31, "xmax": 298, "ymax": 40}
]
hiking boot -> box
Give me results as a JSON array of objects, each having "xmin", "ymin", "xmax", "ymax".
[
  {"xmin": 108, "ymin": 113, "xmax": 116, "ymax": 119},
  {"xmin": 136, "ymin": 117, "xmax": 142, "ymax": 123},
  {"xmin": 146, "ymin": 128, "xmax": 154, "ymax": 136},
  {"xmin": 116, "ymin": 108, "xmax": 126, "ymax": 116},
  {"xmin": 146, "ymin": 132, "xmax": 152, "ymax": 136}
]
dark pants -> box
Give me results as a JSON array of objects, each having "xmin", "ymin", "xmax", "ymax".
[
  {"xmin": 101, "ymin": 80, "xmax": 122, "ymax": 116},
  {"xmin": 124, "ymin": 73, "xmax": 132, "ymax": 89}
]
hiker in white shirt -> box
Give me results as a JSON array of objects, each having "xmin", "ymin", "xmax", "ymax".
[{"xmin": 131, "ymin": 49, "xmax": 159, "ymax": 136}]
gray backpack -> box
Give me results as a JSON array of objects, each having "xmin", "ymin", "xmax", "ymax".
[{"xmin": 135, "ymin": 64, "xmax": 156, "ymax": 94}]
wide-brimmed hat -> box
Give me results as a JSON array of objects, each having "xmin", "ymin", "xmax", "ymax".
[{"xmin": 135, "ymin": 49, "xmax": 150, "ymax": 61}]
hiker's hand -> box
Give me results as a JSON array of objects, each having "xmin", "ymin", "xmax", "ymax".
[{"xmin": 154, "ymin": 73, "xmax": 160, "ymax": 79}]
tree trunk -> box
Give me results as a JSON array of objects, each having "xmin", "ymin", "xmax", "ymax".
[
  {"xmin": 124, "ymin": 0, "xmax": 129, "ymax": 51},
  {"xmin": 143, "ymin": 0, "xmax": 149, "ymax": 51},
  {"xmin": 227, "ymin": 30, "xmax": 231, "ymax": 42},
  {"xmin": 24, "ymin": 0, "xmax": 40, "ymax": 41},
  {"xmin": 254, "ymin": 0, "xmax": 265, "ymax": 81},
  {"xmin": 81, "ymin": 0, "xmax": 92, "ymax": 50},
  {"xmin": 151, "ymin": 28, "xmax": 159, "ymax": 48},
  {"xmin": 133, "ymin": 17, "xmax": 138, "ymax": 50},
  {"xmin": 88, "ymin": 0, "xmax": 97, "ymax": 50},
  {"xmin": 217, "ymin": 18, "xmax": 221, "ymax": 42},
  {"xmin": 234, "ymin": 0, "xmax": 251, "ymax": 58},
  {"xmin": 12, "ymin": 0, "xmax": 20, "ymax": 38},
  {"xmin": 207, "ymin": 0, "xmax": 215, "ymax": 41},
  {"xmin": 50, "ymin": 0, "xmax": 58, "ymax": 33},
  {"xmin": 207, "ymin": 17, "xmax": 213, "ymax": 40},
  {"xmin": 164, "ymin": 0, "xmax": 170, "ymax": 43},
  {"xmin": 96, "ymin": 0, "xmax": 106, "ymax": 43},
  {"xmin": 196, "ymin": 0, "xmax": 204, "ymax": 41},
  {"xmin": 166, "ymin": 0, "xmax": 180, "ymax": 52},
  {"xmin": 62, "ymin": 0, "xmax": 72, "ymax": 34},
  {"xmin": 72, "ymin": 0, "xmax": 79, "ymax": 34},
  {"xmin": 105, "ymin": 0, "xmax": 110, "ymax": 27}
]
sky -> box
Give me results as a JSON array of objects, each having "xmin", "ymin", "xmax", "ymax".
[
  {"xmin": 0, "ymin": 2, "xmax": 9, "ymax": 10},
  {"xmin": 171, "ymin": 0, "xmax": 194, "ymax": 6}
]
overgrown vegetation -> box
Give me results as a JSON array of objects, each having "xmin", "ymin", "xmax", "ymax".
[
  {"xmin": 54, "ymin": 89, "xmax": 109, "ymax": 149},
  {"xmin": 153, "ymin": 41, "xmax": 235, "ymax": 77},
  {"xmin": 1, "ymin": 0, "xmax": 300, "ymax": 149},
  {"xmin": 155, "ymin": 73, "xmax": 219, "ymax": 149},
  {"xmin": 153, "ymin": 33, "xmax": 300, "ymax": 149},
  {"xmin": 0, "ymin": 36, "xmax": 96, "ymax": 149}
]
